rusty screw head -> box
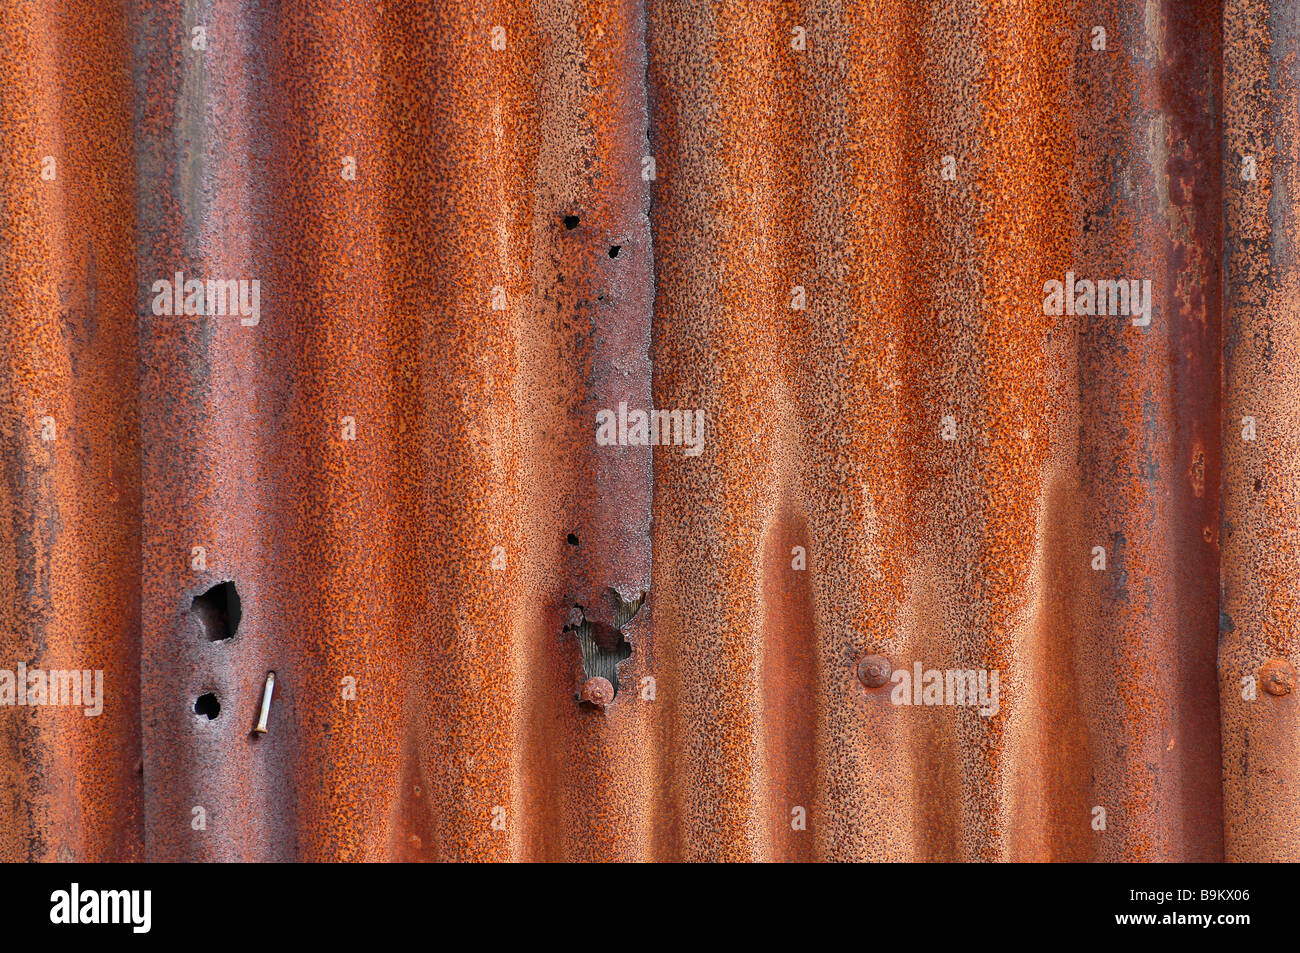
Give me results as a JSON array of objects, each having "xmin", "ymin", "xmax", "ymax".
[
  {"xmin": 581, "ymin": 676, "xmax": 614, "ymax": 708},
  {"xmin": 857, "ymin": 654, "xmax": 893, "ymax": 689},
  {"xmin": 1262, "ymin": 659, "xmax": 1295, "ymax": 697}
]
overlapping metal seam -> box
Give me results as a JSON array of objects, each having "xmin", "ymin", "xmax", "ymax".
[{"xmin": 1222, "ymin": 0, "xmax": 1300, "ymax": 862}]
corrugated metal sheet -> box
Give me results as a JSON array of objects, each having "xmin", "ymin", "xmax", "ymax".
[{"xmin": 0, "ymin": 0, "xmax": 1288, "ymax": 861}]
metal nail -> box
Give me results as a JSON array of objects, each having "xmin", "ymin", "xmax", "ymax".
[{"xmin": 253, "ymin": 672, "xmax": 276, "ymax": 733}]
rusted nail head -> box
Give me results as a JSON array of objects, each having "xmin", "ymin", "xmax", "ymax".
[
  {"xmin": 1262, "ymin": 659, "xmax": 1295, "ymax": 696},
  {"xmin": 857, "ymin": 654, "xmax": 893, "ymax": 689},
  {"xmin": 581, "ymin": 676, "xmax": 614, "ymax": 707}
]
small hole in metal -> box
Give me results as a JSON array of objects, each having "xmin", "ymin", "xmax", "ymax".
[
  {"xmin": 194, "ymin": 693, "xmax": 220, "ymax": 720},
  {"xmin": 192, "ymin": 581, "xmax": 241, "ymax": 642}
]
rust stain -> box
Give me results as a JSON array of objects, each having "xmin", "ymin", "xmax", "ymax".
[{"xmin": 0, "ymin": 0, "xmax": 1278, "ymax": 862}]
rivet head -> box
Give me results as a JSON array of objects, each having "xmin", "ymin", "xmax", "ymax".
[
  {"xmin": 857, "ymin": 654, "xmax": 893, "ymax": 689},
  {"xmin": 1262, "ymin": 659, "xmax": 1295, "ymax": 696},
  {"xmin": 581, "ymin": 676, "xmax": 614, "ymax": 707}
]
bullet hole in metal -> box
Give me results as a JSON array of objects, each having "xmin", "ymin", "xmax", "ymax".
[
  {"xmin": 608, "ymin": 245, "xmax": 621, "ymax": 258},
  {"xmin": 564, "ymin": 214, "xmax": 580, "ymax": 230},
  {"xmin": 192, "ymin": 580, "xmax": 241, "ymax": 642},
  {"xmin": 565, "ymin": 590, "xmax": 645, "ymax": 707},
  {"xmin": 194, "ymin": 692, "xmax": 221, "ymax": 720},
  {"xmin": 567, "ymin": 533, "xmax": 580, "ymax": 546},
  {"xmin": 1254, "ymin": 477, "xmax": 1262, "ymax": 492}
]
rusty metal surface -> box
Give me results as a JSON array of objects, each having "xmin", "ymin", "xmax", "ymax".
[
  {"xmin": 0, "ymin": 0, "xmax": 1284, "ymax": 862},
  {"xmin": 1222, "ymin": 0, "xmax": 1300, "ymax": 863}
]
